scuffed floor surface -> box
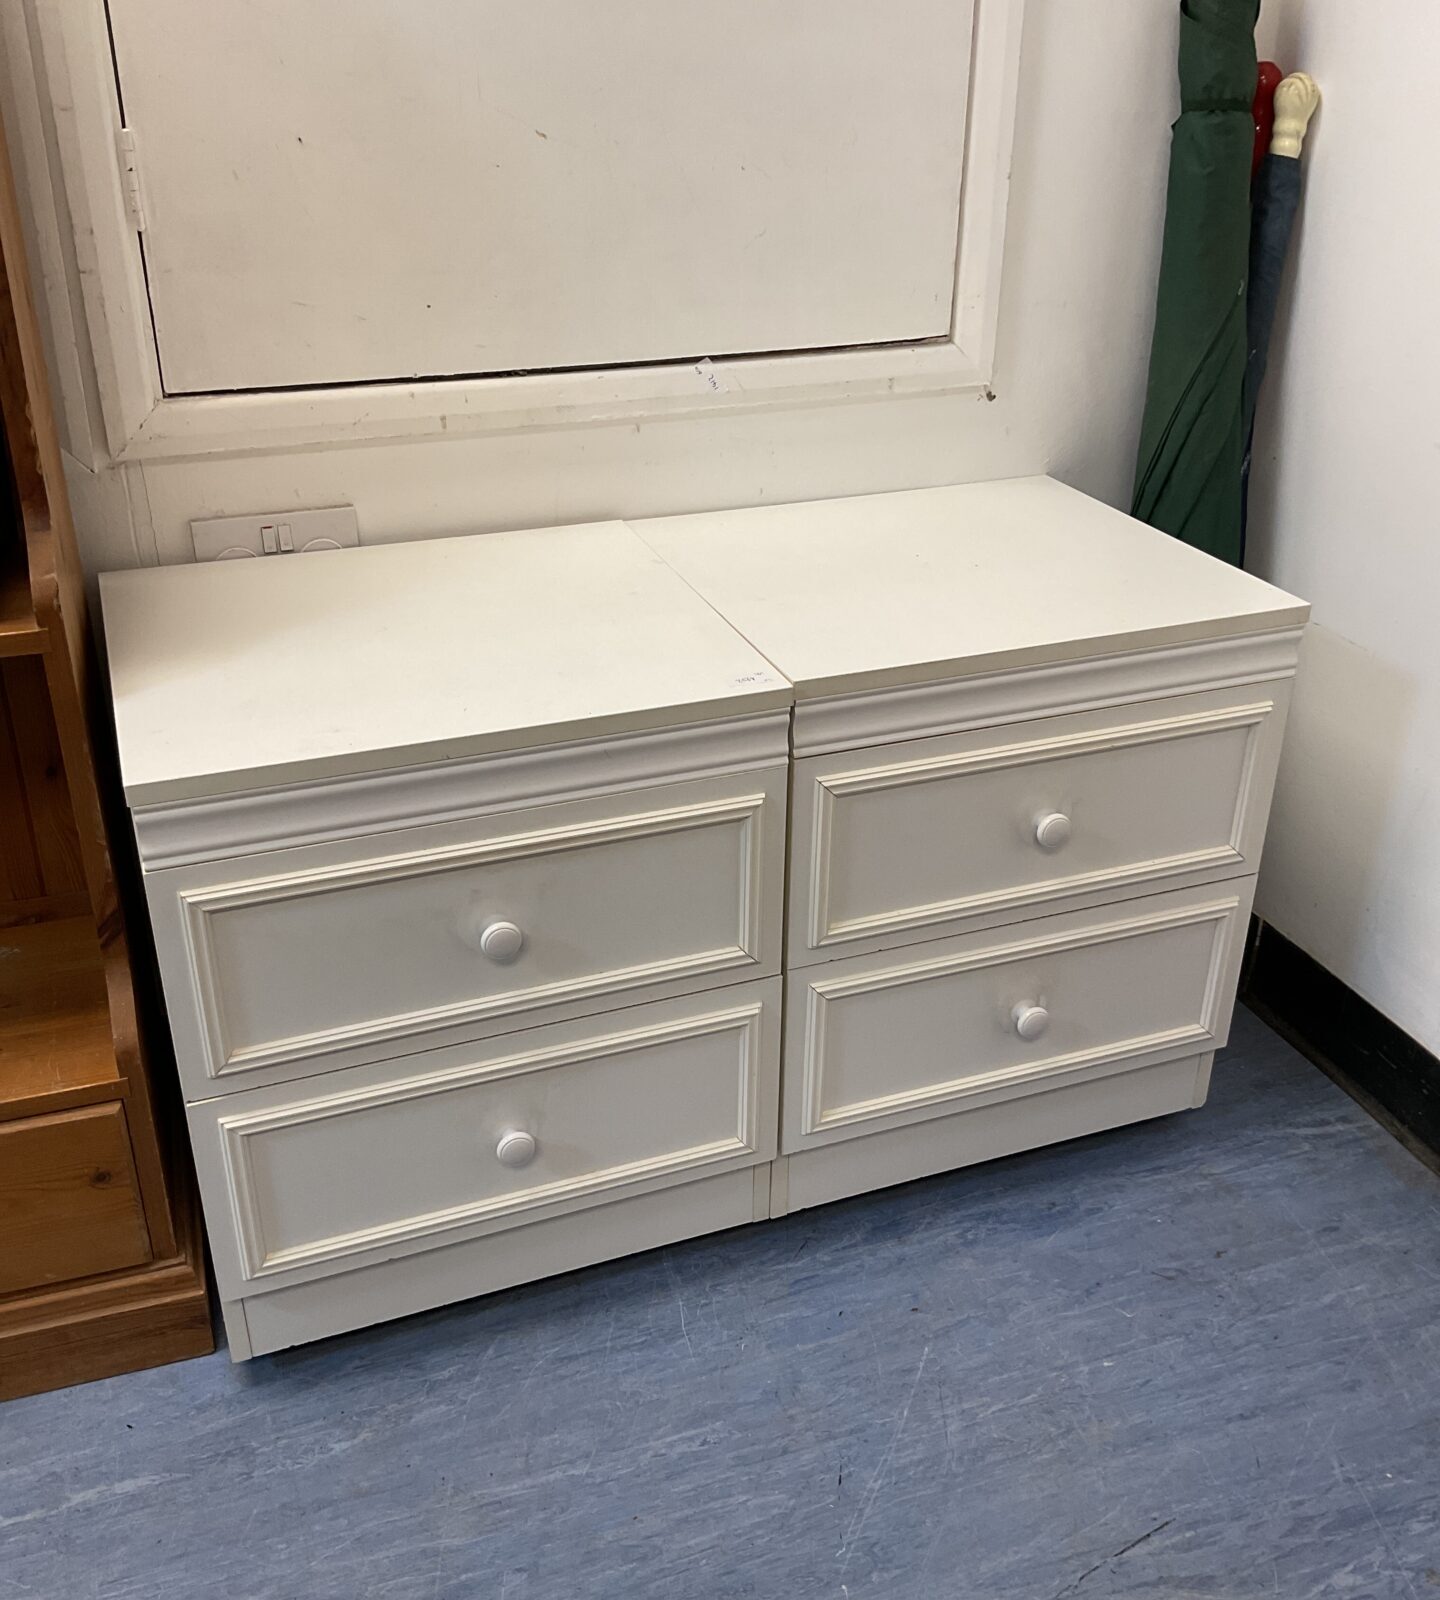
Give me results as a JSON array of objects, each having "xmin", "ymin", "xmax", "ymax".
[{"xmin": 4, "ymin": 1007, "xmax": 1439, "ymax": 1599}]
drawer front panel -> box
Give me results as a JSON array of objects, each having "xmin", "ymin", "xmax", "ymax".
[
  {"xmin": 192, "ymin": 980, "xmax": 780, "ymax": 1295},
  {"xmin": 790, "ymin": 684, "xmax": 1288, "ymax": 964},
  {"xmin": 0, "ymin": 1104, "xmax": 151, "ymax": 1295},
  {"xmin": 783, "ymin": 882, "xmax": 1253, "ymax": 1152},
  {"xmin": 150, "ymin": 768, "xmax": 785, "ymax": 1094}
]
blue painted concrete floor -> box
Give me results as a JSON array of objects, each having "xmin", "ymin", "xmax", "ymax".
[{"xmin": 4, "ymin": 1007, "xmax": 1440, "ymax": 1600}]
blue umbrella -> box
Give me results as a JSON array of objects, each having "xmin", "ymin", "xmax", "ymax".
[{"xmin": 1241, "ymin": 72, "xmax": 1321, "ymax": 554}]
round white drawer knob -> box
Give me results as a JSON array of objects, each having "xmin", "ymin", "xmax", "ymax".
[
  {"xmin": 1012, "ymin": 1003, "xmax": 1050, "ymax": 1042},
  {"xmin": 1034, "ymin": 811, "xmax": 1072, "ymax": 851},
  {"xmin": 495, "ymin": 1130, "xmax": 537, "ymax": 1168},
  {"xmin": 478, "ymin": 919, "xmax": 525, "ymax": 963}
]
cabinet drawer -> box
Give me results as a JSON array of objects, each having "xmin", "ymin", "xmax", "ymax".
[
  {"xmin": 789, "ymin": 684, "xmax": 1288, "ymax": 965},
  {"xmin": 782, "ymin": 881, "xmax": 1253, "ymax": 1152},
  {"xmin": 0, "ymin": 1104, "xmax": 151, "ymax": 1294},
  {"xmin": 191, "ymin": 980, "xmax": 780, "ymax": 1297},
  {"xmin": 148, "ymin": 767, "xmax": 786, "ymax": 1096}
]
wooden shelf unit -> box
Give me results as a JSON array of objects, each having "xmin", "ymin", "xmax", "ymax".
[{"xmin": 0, "ymin": 104, "xmax": 211, "ymax": 1399}]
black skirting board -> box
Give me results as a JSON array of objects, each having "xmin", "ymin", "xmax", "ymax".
[{"xmin": 1242, "ymin": 918, "xmax": 1440, "ymax": 1176}]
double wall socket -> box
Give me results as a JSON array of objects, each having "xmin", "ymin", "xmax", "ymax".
[{"xmin": 190, "ymin": 506, "xmax": 360, "ymax": 562}]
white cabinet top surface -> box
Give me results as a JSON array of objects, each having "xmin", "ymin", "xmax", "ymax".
[
  {"xmin": 635, "ymin": 477, "xmax": 1309, "ymax": 698},
  {"xmin": 102, "ymin": 522, "xmax": 789, "ymax": 805}
]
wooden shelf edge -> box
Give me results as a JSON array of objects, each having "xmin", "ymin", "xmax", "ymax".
[
  {"xmin": 0, "ymin": 558, "xmax": 44, "ymax": 657},
  {"xmin": 19, "ymin": 500, "xmax": 58, "ymax": 630},
  {"xmin": 0, "ymin": 892, "xmax": 91, "ymax": 927},
  {"xmin": 0, "ymin": 1076, "xmax": 128, "ymax": 1124},
  {"xmin": 0, "ymin": 502, "xmax": 55, "ymax": 658}
]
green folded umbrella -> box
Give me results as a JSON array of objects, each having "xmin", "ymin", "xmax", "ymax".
[{"xmin": 1131, "ymin": 0, "xmax": 1259, "ymax": 566}]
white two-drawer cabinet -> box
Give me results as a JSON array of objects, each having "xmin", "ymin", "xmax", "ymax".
[
  {"xmin": 102, "ymin": 480, "xmax": 1307, "ymax": 1358},
  {"xmin": 636, "ymin": 478, "xmax": 1306, "ymax": 1215},
  {"xmin": 102, "ymin": 521, "xmax": 792, "ymax": 1357}
]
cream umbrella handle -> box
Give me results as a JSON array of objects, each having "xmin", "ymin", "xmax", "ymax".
[{"xmin": 1271, "ymin": 74, "xmax": 1320, "ymax": 159}]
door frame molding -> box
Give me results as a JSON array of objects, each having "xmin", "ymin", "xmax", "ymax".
[{"xmin": 32, "ymin": 0, "xmax": 1025, "ymax": 463}]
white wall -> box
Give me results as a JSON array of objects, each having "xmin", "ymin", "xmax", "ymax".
[
  {"xmin": 4, "ymin": 2, "xmax": 1182, "ymax": 571},
  {"xmin": 1248, "ymin": 1, "xmax": 1440, "ymax": 1052},
  {"xmin": 30, "ymin": 3, "xmax": 1430, "ymax": 1048}
]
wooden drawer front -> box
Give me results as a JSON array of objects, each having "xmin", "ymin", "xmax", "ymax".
[
  {"xmin": 790, "ymin": 684, "xmax": 1288, "ymax": 964},
  {"xmin": 150, "ymin": 768, "xmax": 785, "ymax": 1096},
  {"xmin": 192, "ymin": 981, "xmax": 780, "ymax": 1296},
  {"xmin": 0, "ymin": 1104, "xmax": 151, "ymax": 1294},
  {"xmin": 782, "ymin": 881, "xmax": 1253, "ymax": 1152}
]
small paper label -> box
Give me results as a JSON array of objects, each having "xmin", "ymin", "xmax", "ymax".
[{"xmin": 694, "ymin": 357, "xmax": 728, "ymax": 394}]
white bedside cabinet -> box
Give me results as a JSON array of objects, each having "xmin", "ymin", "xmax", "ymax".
[
  {"xmin": 102, "ymin": 521, "xmax": 792, "ymax": 1358},
  {"xmin": 103, "ymin": 480, "xmax": 1307, "ymax": 1358},
  {"xmin": 636, "ymin": 477, "xmax": 1308, "ymax": 1216}
]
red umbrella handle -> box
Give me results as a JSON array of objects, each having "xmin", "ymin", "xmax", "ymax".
[{"xmin": 1253, "ymin": 60, "xmax": 1283, "ymax": 176}]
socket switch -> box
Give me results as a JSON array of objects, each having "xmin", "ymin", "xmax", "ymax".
[{"xmin": 191, "ymin": 506, "xmax": 360, "ymax": 562}]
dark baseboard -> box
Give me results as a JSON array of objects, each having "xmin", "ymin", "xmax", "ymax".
[{"xmin": 1241, "ymin": 919, "xmax": 1440, "ymax": 1176}]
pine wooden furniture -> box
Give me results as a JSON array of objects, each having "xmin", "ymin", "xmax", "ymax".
[
  {"xmin": 101, "ymin": 480, "xmax": 1307, "ymax": 1360},
  {"xmin": 0, "ymin": 114, "xmax": 211, "ymax": 1400}
]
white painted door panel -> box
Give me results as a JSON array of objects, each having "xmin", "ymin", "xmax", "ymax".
[
  {"xmin": 790, "ymin": 683, "xmax": 1289, "ymax": 964},
  {"xmin": 782, "ymin": 880, "xmax": 1254, "ymax": 1152},
  {"xmin": 192, "ymin": 979, "xmax": 780, "ymax": 1296},
  {"xmin": 148, "ymin": 767, "xmax": 786, "ymax": 1096},
  {"xmin": 107, "ymin": 0, "xmax": 975, "ymax": 394}
]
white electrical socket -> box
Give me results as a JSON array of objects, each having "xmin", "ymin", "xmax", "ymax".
[{"xmin": 190, "ymin": 506, "xmax": 360, "ymax": 562}]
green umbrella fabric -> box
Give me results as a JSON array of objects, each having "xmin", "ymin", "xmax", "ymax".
[{"xmin": 1131, "ymin": 0, "xmax": 1259, "ymax": 565}]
